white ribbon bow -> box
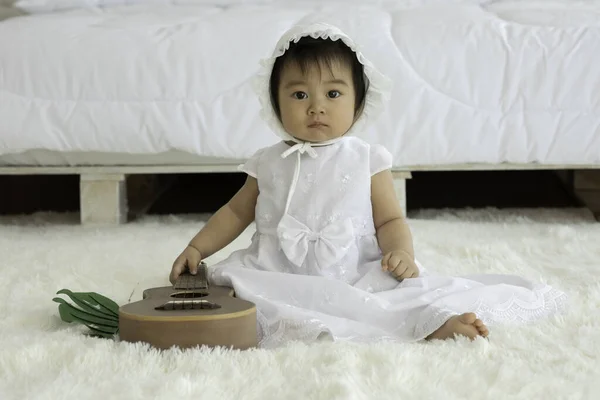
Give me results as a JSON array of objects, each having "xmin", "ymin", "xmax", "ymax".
[
  {"xmin": 281, "ymin": 141, "xmax": 319, "ymax": 159},
  {"xmin": 276, "ymin": 214, "xmax": 354, "ymax": 269}
]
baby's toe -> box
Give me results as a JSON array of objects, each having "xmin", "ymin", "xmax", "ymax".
[
  {"xmin": 458, "ymin": 312, "xmax": 477, "ymax": 324},
  {"xmin": 477, "ymin": 324, "xmax": 489, "ymax": 337}
]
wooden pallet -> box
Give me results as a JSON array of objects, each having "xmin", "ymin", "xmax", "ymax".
[
  {"xmin": 0, "ymin": 164, "xmax": 242, "ymax": 225},
  {"xmin": 0, "ymin": 164, "xmax": 412, "ymax": 225},
  {"xmin": 573, "ymin": 170, "xmax": 600, "ymax": 221},
  {"xmin": 2, "ymin": 163, "xmax": 599, "ymax": 225}
]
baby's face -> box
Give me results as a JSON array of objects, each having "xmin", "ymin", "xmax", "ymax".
[{"xmin": 277, "ymin": 60, "xmax": 356, "ymax": 143}]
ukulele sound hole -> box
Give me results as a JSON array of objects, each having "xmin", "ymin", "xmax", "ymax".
[{"xmin": 170, "ymin": 291, "xmax": 207, "ymax": 299}]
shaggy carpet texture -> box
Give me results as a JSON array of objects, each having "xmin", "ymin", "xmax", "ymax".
[{"xmin": 0, "ymin": 208, "xmax": 598, "ymax": 400}]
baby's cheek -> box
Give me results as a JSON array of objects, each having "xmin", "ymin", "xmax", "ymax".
[{"xmin": 282, "ymin": 112, "xmax": 304, "ymax": 131}]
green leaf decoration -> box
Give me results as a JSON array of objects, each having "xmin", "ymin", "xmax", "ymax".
[
  {"xmin": 84, "ymin": 323, "xmax": 119, "ymax": 339},
  {"xmin": 88, "ymin": 292, "xmax": 120, "ymax": 316},
  {"xmin": 53, "ymin": 289, "xmax": 121, "ymax": 339},
  {"xmin": 57, "ymin": 303, "xmax": 76, "ymax": 323},
  {"xmin": 57, "ymin": 304, "xmax": 114, "ymax": 339},
  {"xmin": 52, "ymin": 297, "xmax": 118, "ymax": 328},
  {"xmin": 55, "ymin": 289, "xmax": 117, "ymax": 319}
]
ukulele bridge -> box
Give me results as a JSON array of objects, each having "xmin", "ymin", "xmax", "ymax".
[
  {"xmin": 155, "ymin": 299, "xmax": 221, "ymax": 311},
  {"xmin": 170, "ymin": 291, "xmax": 207, "ymax": 298}
]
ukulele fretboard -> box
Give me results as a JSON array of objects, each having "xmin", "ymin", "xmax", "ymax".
[{"xmin": 173, "ymin": 263, "xmax": 209, "ymax": 291}]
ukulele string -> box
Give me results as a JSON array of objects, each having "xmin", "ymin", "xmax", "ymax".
[{"xmin": 186, "ymin": 264, "xmax": 191, "ymax": 310}]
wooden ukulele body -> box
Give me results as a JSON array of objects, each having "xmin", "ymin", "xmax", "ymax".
[{"xmin": 118, "ymin": 264, "xmax": 258, "ymax": 350}]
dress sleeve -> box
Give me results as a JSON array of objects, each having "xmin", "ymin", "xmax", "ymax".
[
  {"xmin": 369, "ymin": 144, "xmax": 393, "ymax": 176},
  {"xmin": 237, "ymin": 147, "xmax": 266, "ymax": 178}
]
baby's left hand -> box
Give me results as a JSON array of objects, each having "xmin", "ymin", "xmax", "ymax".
[{"xmin": 382, "ymin": 250, "xmax": 419, "ymax": 281}]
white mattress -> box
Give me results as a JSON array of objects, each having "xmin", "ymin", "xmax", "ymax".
[{"xmin": 1, "ymin": 1, "xmax": 600, "ymax": 167}]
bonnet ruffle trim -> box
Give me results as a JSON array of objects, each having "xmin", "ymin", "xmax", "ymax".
[{"xmin": 252, "ymin": 23, "xmax": 393, "ymax": 141}]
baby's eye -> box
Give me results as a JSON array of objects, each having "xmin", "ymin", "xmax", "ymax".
[
  {"xmin": 328, "ymin": 90, "xmax": 341, "ymax": 98},
  {"xmin": 292, "ymin": 92, "xmax": 307, "ymax": 100}
]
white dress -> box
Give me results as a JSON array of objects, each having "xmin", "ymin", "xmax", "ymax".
[{"xmin": 209, "ymin": 136, "xmax": 568, "ymax": 348}]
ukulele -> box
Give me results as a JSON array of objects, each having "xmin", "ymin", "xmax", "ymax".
[{"xmin": 118, "ymin": 262, "xmax": 258, "ymax": 350}]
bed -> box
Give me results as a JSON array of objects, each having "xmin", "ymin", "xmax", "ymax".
[{"xmin": 1, "ymin": 0, "xmax": 599, "ymax": 223}]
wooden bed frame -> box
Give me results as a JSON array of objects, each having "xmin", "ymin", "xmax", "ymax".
[{"xmin": 0, "ymin": 163, "xmax": 598, "ymax": 224}]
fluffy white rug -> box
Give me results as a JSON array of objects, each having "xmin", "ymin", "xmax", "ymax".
[{"xmin": 0, "ymin": 208, "xmax": 598, "ymax": 400}]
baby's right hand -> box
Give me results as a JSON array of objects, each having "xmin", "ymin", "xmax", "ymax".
[{"xmin": 169, "ymin": 245, "xmax": 203, "ymax": 285}]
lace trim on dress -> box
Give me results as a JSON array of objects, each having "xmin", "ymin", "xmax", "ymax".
[
  {"xmin": 256, "ymin": 310, "xmax": 334, "ymax": 348},
  {"xmin": 413, "ymin": 283, "xmax": 569, "ymax": 340},
  {"xmin": 254, "ymin": 283, "xmax": 568, "ymax": 347}
]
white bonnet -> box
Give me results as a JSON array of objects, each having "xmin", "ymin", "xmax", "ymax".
[{"xmin": 252, "ymin": 22, "xmax": 393, "ymax": 142}]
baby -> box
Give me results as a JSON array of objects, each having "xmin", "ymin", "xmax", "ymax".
[{"xmin": 170, "ymin": 23, "xmax": 566, "ymax": 347}]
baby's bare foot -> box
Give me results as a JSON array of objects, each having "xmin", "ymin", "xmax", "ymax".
[{"xmin": 426, "ymin": 312, "xmax": 489, "ymax": 341}]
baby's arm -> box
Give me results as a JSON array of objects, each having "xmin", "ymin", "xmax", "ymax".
[
  {"xmin": 371, "ymin": 169, "xmax": 415, "ymax": 260},
  {"xmin": 188, "ymin": 175, "xmax": 259, "ymax": 259}
]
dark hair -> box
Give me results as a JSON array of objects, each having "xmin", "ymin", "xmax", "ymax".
[{"xmin": 269, "ymin": 36, "xmax": 368, "ymax": 119}]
